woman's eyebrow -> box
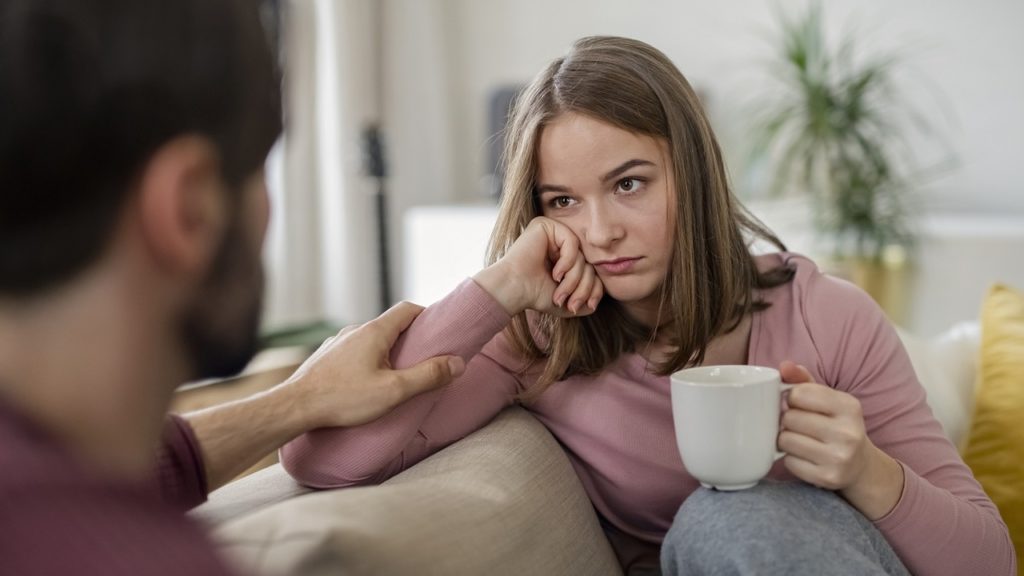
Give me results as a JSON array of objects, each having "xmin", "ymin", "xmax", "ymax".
[
  {"xmin": 535, "ymin": 183, "xmax": 570, "ymax": 195},
  {"xmin": 600, "ymin": 159, "xmax": 655, "ymax": 184},
  {"xmin": 535, "ymin": 159, "xmax": 656, "ymax": 195}
]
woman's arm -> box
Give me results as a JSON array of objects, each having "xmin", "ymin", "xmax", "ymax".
[
  {"xmin": 801, "ymin": 269, "xmax": 1015, "ymax": 576},
  {"xmin": 279, "ymin": 279, "xmax": 526, "ymax": 487},
  {"xmin": 280, "ymin": 216, "xmax": 605, "ymax": 488}
]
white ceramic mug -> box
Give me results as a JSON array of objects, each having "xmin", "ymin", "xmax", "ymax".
[{"xmin": 670, "ymin": 365, "xmax": 792, "ymax": 491}]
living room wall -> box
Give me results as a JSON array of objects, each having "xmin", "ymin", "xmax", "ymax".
[{"xmin": 383, "ymin": 0, "xmax": 1023, "ymax": 211}]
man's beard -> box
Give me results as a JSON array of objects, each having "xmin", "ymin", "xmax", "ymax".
[{"xmin": 181, "ymin": 214, "xmax": 265, "ymax": 380}]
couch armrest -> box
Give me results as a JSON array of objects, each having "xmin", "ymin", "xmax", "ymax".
[{"xmin": 197, "ymin": 407, "xmax": 622, "ymax": 576}]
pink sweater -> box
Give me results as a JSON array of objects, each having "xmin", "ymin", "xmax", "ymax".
[{"xmin": 281, "ymin": 253, "xmax": 1015, "ymax": 576}]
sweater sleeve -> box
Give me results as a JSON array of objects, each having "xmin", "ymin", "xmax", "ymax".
[
  {"xmin": 800, "ymin": 268, "xmax": 1016, "ymax": 576},
  {"xmin": 280, "ymin": 278, "xmax": 527, "ymax": 488},
  {"xmin": 155, "ymin": 415, "xmax": 208, "ymax": 511}
]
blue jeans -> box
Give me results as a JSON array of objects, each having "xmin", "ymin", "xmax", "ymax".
[{"xmin": 660, "ymin": 481, "xmax": 909, "ymax": 576}]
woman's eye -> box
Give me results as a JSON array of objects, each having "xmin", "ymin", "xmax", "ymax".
[
  {"xmin": 551, "ymin": 196, "xmax": 575, "ymax": 209},
  {"xmin": 617, "ymin": 177, "xmax": 641, "ymax": 193}
]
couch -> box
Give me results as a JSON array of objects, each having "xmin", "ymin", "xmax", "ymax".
[{"xmin": 190, "ymin": 323, "xmax": 984, "ymax": 576}]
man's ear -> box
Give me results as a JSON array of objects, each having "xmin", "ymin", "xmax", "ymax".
[{"xmin": 135, "ymin": 135, "xmax": 228, "ymax": 278}]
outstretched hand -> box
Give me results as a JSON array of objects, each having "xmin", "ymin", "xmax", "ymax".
[
  {"xmin": 284, "ymin": 301, "xmax": 467, "ymax": 430},
  {"xmin": 185, "ymin": 301, "xmax": 465, "ymax": 491}
]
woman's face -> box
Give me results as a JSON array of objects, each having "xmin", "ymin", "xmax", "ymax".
[{"xmin": 536, "ymin": 112, "xmax": 676, "ymax": 325}]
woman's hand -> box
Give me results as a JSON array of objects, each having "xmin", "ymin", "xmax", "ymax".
[
  {"xmin": 777, "ymin": 361, "xmax": 905, "ymax": 520},
  {"xmin": 473, "ymin": 217, "xmax": 603, "ymax": 317}
]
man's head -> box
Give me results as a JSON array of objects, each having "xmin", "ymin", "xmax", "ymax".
[{"xmin": 0, "ymin": 0, "xmax": 282, "ymax": 378}]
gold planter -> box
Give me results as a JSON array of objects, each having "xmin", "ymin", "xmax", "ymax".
[{"xmin": 823, "ymin": 247, "xmax": 913, "ymax": 328}]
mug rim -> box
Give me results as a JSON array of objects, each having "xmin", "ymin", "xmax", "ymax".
[{"xmin": 670, "ymin": 364, "xmax": 780, "ymax": 387}]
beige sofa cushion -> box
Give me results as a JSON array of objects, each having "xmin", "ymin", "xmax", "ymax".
[{"xmin": 197, "ymin": 407, "xmax": 622, "ymax": 576}]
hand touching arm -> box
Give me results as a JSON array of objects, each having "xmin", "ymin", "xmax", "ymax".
[{"xmin": 184, "ymin": 302, "xmax": 465, "ymax": 493}]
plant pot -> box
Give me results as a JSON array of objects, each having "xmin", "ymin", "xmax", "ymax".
[{"xmin": 823, "ymin": 249, "xmax": 913, "ymax": 328}]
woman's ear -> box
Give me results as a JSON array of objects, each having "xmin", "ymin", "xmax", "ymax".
[{"xmin": 134, "ymin": 135, "xmax": 227, "ymax": 279}]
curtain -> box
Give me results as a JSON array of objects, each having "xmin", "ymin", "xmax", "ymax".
[{"xmin": 262, "ymin": 0, "xmax": 383, "ymax": 329}]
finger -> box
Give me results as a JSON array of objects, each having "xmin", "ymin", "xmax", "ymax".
[
  {"xmin": 392, "ymin": 355, "xmax": 466, "ymax": 399},
  {"xmin": 317, "ymin": 324, "xmax": 357, "ymax": 350},
  {"xmin": 777, "ymin": 428, "xmax": 832, "ymax": 463},
  {"xmin": 554, "ymin": 255, "xmax": 586, "ymax": 308},
  {"xmin": 779, "ymin": 360, "xmax": 814, "ymax": 384},
  {"xmin": 568, "ymin": 262, "xmax": 596, "ymax": 314},
  {"xmin": 587, "ymin": 273, "xmax": 604, "ymax": 310},
  {"xmin": 781, "ymin": 407, "xmax": 835, "ymax": 441},
  {"xmin": 786, "ymin": 381, "xmax": 860, "ymax": 416},
  {"xmin": 308, "ymin": 330, "xmax": 344, "ymax": 361},
  {"xmin": 549, "ymin": 227, "xmax": 580, "ymax": 282},
  {"xmin": 317, "ymin": 334, "xmax": 336, "ymax": 351},
  {"xmin": 367, "ymin": 301, "xmax": 426, "ymax": 347},
  {"xmin": 781, "ymin": 452, "xmax": 837, "ymax": 490},
  {"xmin": 573, "ymin": 262, "xmax": 598, "ymax": 311}
]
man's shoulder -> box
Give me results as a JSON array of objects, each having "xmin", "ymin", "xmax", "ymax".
[
  {"xmin": 0, "ymin": 470, "xmax": 235, "ymax": 575},
  {"xmin": 0, "ymin": 405, "xmax": 77, "ymax": 491},
  {"xmin": 0, "ymin": 410, "xmax": 235, "ymax": 576}
]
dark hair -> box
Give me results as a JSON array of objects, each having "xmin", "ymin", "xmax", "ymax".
[{"xmin": 0, "ymin": 0, "xmax": 282, "ymax": 296}]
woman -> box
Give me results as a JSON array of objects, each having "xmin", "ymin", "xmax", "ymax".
[{"xmin": 282, "ymin": 36, "xmax": 1014, "ymax": 575}]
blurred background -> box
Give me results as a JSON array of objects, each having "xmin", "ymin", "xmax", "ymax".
[{"xmin": 258, "ymin": 0, "xmax": 1024, "ymax": 341}]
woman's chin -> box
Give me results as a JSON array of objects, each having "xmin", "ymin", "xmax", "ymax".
[{"xmin": 603, "ymin": 289, "xmax": 657, "ymax": 306}]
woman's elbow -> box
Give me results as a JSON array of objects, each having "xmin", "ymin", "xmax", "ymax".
[{"xmin": 279, "ymin": 432, "xmax": 376, "ymax": 489}]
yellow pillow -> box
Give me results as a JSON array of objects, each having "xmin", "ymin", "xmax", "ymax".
[{"xmin": 962, "ymin": 284, "xmax": 1024, "ymax": 574}]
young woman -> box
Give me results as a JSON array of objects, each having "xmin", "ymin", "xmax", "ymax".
[{"xmin": 281, "ymin": 36, "xmax": 1014, "ymax": 575}]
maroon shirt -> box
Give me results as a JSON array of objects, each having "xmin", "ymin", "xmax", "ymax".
[{"xmin": 0, "ymin": 401, "xmax": 236, "ymax": 575}]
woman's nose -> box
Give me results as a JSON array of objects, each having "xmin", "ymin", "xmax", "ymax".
[{"xmin": 583, "ymin": 203, "xmax": 624, "ymax": 248}]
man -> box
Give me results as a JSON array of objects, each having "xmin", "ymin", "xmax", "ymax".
[{"xmin": 0, "ymin": 0, "xmax": 464, "ymax": 573}]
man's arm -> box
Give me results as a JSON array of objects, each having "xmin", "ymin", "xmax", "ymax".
[{"xmin": 183, "ymin": 302, "xmax": 466, "ymax": 493}]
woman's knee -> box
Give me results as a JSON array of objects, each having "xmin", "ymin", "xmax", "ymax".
[{"xmin": 661, "ymin": 482, "xmax": 908, "ymax": 576}]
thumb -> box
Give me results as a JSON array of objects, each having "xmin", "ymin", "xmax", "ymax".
[
  {"xmin": 779, "ymin": 360, "xmax": 815, "ymax": 384},
  {"xmin": 392, "ymin": 356, "xmax": 466, "ymax": 399}
]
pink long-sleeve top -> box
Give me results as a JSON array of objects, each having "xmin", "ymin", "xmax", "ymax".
[{"xmin": 281, "ymin": 253, "xmax": 1016, "ymax": 576}]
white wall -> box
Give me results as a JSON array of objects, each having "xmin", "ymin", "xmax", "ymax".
[{"xmin": 439, "ymin": 0, "xmax": 1024, "ymax": 211}]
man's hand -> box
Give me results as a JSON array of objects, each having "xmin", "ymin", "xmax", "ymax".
[
  {"xmin": 283, "ymin": 301, "xmax": 466, "ymax": 430},
  {"xmin": 184, "ymin": 301, "xmax": 465, "ymax": 492}
]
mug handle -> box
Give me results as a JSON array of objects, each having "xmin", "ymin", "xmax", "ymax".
[{"xmin": 775, "ymin": 383, "xmax": 795, "ymax": 461}]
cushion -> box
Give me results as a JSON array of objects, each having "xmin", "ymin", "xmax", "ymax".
[
  {"xmin": 961, "ymin": 284, "xmax": 1024, "ymax": 572},
  {"xmin": 203, "ymin": 407, "xmax": 622, "ymax": 576},
  {"xmin": 192, "ymin": 463, "xmax": 313, "ymax": 526},
  {"xmin": 897, "ymin": 322, "xmax": 980, "ymax": 447}
]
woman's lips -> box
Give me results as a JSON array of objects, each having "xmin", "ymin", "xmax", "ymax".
[{"xmin": 595, "ymin": 257, "xmax": 641, "ymax": 275}]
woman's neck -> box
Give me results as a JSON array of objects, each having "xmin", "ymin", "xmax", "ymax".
[{"xmin": 635, "ymin": 312, "xmax": 753, "ymax": 367}]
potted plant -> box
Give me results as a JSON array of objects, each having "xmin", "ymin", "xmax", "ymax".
[{"xmin": 750, "ymin": 3, "xmax": 944, "ymax": 324}]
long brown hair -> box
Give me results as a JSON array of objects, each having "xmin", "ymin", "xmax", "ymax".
[{"xmin": 488, "ymin": 36, "xmax": 793, "ymax": 401}]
